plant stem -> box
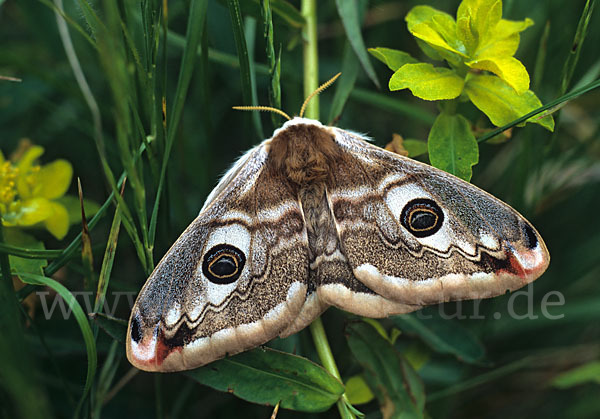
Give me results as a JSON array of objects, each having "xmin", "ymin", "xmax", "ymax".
[
  {"xmin": 309, "ymin": 317, "xmax": 341, "ymax": 379},
  {"xmin": 310, "ymin": 318, "xmax": 355, "ymax": 418},
  {"xmin": 301, "ymin": 0, "xmax": 319, "ymax": 119}
]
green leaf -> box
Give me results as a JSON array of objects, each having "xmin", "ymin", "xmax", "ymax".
[
  {"xmin": 17, "ymin": 272, "xmax": 97, "ymax": 413},
  {"xmin": 345, "ymin": 375, "xmax": 374, "ymax": 405},
  {"xmin": 477, "ymin": 76, "xmax": 600, "ymax": 143},
  {"xmin": 456, "ymin": 0, "xmax": 502, "ymax": 50},
  {"xmin": 57, "ymin": 195, "xmax": 101, "ymax": 225},
  {"xmin": 346, "ymin": 322, "xmax": 425, "ymax": 418},
  {"xmin": 475, "ymin": 33, "xmax": 520, "ymax": 58},
  {"xmin": 186, "ymin": 348, "xmax": 344, "ymax": 412},
  {"xmin": 467, "ymin": 55, "xmax": 529, "ymax": 93},
  {"xmin": 464, "ymin": 74, "xmax": 555, "ymax": 131},
  {"xmin": 392, "ymin": 310, "xmax": 486, "ymax": 364},
  {"xmin": 470, "ymin": 18, "xmax": 533, "ymax": 66},
  {"xmin": 552, "ymin": 361, "xmax": 600, "ymax": 389},
  {"xmin": 402, "ymin": 342, "xmax": 431, "ymax": 371},
  {"xmin": 390, "ymin": 63, "xmax": 464, "ymax": 100},
  {"xmin": 4, "ymin": 229, "xmax": 47, "ymax": 277},
  {"xmin": 494, "ymin": 18, "xmax": 535, "ymax": 40},
  {"xmin": 428, "ymin": 112, "xmax": 479, "ymax": 181},
  {"xmin": 362, "ymin": 318, "xmax": 393, "ymax": 343},
  {"xmin": 403, "ymin": 139, "xmax": 429, "ymax": 157},
  {"xmin": 368, "ymin": 47, "xmax": 418, "ymax": 72},
  {"xmin": 335, "ymin": 0, "xmax": 380, "ymax": 88},
  {"xmin": 406, "ymin": 6, "xmax": 466, "ymax": 58}
]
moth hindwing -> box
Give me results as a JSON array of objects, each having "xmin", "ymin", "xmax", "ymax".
[{"xmin": 127, "ymin": 117, "xmax": 549, "ymax": 372}]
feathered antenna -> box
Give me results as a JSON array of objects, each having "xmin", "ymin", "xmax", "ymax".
[
  {"xmin": 299, "ymin": 72, "xmax": 341, "ymax": 118},
  {"xmin": 232, "ymin": 72, "xmax": 342, "ymax": 120},
  {"xmin": 231, "ymin": 105, "xmax": 291, "ymax": 121}
]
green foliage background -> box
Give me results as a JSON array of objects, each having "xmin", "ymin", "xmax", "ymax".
[{"xmin": 1, "ymin": 0, "xmax": 599, "ymax": 418}]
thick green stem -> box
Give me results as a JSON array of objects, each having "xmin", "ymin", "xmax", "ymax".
[
  {"xmin": 309, "ymin": 318, "xmax": 355, "ymax": 418},
  {"xmin": 301, "ymin": 0, "xmax": 319, "ymax": 119},
  {"xmin": 309, "ymin": 317, "xmax": 341, "ymax": 378}
]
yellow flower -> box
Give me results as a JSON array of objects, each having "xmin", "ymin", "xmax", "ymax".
[{"xmin": 0, "ymin": 141, "xmax": 73, "ymax": 240}]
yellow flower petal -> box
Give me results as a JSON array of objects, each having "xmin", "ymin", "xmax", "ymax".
[
  {"xmin": 43, "ymin": 201, "xmax": 70, "ymax": 240},
  {"xmin": 34, "ymin": 159, "xmax": 73, "ymax": 200},
  {"xmin": 13, "ymin": 197, "xmax": 53, "ymax": 226},
  {"xmin": 16, "ymin": 145, "xmax": 45, "ymax": 199},
  {"xmin": 16, "ymin": 145, "xmax": 44, "ymax": 170}
]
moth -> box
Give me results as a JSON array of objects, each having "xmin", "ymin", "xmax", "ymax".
[{"xmin": 127, "ymin": 87, "xmax": 549, "ymax": 372}]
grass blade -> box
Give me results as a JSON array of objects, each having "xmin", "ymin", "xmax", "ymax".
[
  {"xmin": 74, "ymin": 0, "xmax": 105, "ymax": 39},
  {"xmin": 269, "ymin": 0, "xmax": 305, "ymax": 28},
  {"xmin": 244, "ymin": 15, "xmax": 264, "ymax": 139},
  {"xmin": 18, "ymin": 143, "xmax": 142, "ymax": 301},
  {"xmin": 350, "ymin": 88, "xmax": 436, "ymax": 124},
  {"xmin": 92, "ymin": 340, "xmax": 121, "ymax": 417},
  {"xmin": 559, "ymin": 0, "xmax": 596, "ymax": 96},
  {"xmin": 93, "ymin": 185, "xmax": 124, "ymax": 322},
  {"xmin": 38, "ymin": 0, "xmax": 96, "ymax": 48},
  {"xmin": 17, "ymin": 272, "xmax": 97, "ymax": 416},
  {"xmin": 0, "ymin": 224, "xmax": 52, "ymax": 418},
  {"xmin": 532, "ymin": 20, "xmax": 550, "ymax": 91},
  {"xmin": 228, "ymin": 0, "xmax": 264, "ymax": 141},
  {"xmin": 78, "ymin": 180, "xmax": 94, "ymax": 291},
  {"xmin": 0, "ymin": 243, "xmax": 63, "ymax": 259},
  {"xmin": 149, "ymin": 0, "xmax": 208, "ymax": 254},
  {"xmin": 262, "ymin": 0, "xmax": 282, "ymax": 129},
  {"xmin": 328, "ymin": 42, "xmax": 360, "ymax": 124},
  {"xmin": 427, "ymin": 356, "xmax": 534, "ymax": 402},
  {"xmin": 478, "ymin": 77, "xmax": 600, "ymax": 143},
  {"xmin": 335, "ymin": 0, "xmax": 380, "ymax": 88}
]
